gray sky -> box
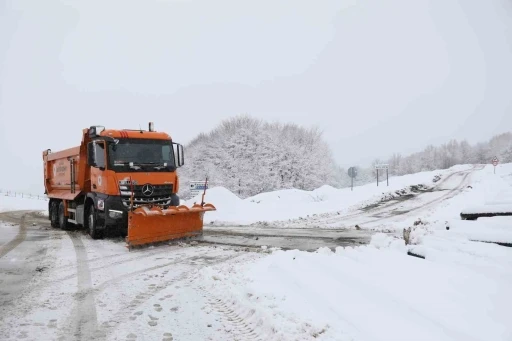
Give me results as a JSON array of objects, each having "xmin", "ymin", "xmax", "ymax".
[{"xmin": 1, "ymin": 0, "xmax": 512, "ymax": 194}]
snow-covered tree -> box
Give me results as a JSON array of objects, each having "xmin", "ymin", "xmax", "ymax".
[{"xmin": 179, "ymin": 115, "xmax": 340, "ymax": 198}]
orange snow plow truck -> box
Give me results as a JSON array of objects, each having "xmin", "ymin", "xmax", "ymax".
[{"xmin": 42, "ymin": 123, "xmax": 215, "ymax": 248}]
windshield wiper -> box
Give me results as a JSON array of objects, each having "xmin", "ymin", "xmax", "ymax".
[{"xmin": 113, "ymin": 161, "xmax": 174, "ymax": 171}]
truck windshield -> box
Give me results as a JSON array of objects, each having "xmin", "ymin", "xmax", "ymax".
[{"xmin": 108, "ymin": 139, "xmax": 176, "ymax": 172}]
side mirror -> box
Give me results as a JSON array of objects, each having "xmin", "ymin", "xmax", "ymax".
[
  {"xmin": 87, "ymin": 142, "xmax": 97, "ymax": 167},
  {"xmin": 88, "ymin": 125, "xmax": 105, "ymax": 138},
  {"xmin": 174, "ymin": 143, "xmax": 184, "ymax": 167}
]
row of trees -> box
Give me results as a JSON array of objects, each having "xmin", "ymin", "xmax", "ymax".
[
  {"xmin": 336, "ymin": 132, "xmax": 512, "ymax": 187},
  {"xmin": 178, "ymin": 114, "xmax": 512, "ymax": 198}
]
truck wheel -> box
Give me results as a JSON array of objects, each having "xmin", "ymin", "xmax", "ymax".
[
  {"xmin": 58, "ymin": 201, "xmax": 70, "ymax": 230},
  {"xmin": 50, "ymin": 202, "xmax": 59, "ymax": 228},
  {"xmin": 170, "ymin": 194, "xmax": 180, "ymax": 206},
  {"xmin": 88, "ymin": 206, "xmax": 103, "ymax": 240}
]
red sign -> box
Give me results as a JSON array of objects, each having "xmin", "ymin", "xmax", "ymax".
[{"xmin": 492, "ymin": 157, "xmax": 499, "ymax": 166}]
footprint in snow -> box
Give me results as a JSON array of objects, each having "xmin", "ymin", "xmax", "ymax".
[{"xmin": 126, "ymin": 333, "xmax": 137, "ymax": 339}]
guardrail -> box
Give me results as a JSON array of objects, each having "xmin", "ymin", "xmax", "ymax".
[{"xmin": 0, "ymin": 189, "xmax": 48, "ymax": 201}]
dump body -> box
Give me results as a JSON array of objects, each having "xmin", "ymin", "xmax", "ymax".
[
  {"xmin": 43, "ymin": 124, "xmax": 215, "ymax": 247},
  {"xmin": 44, "ymin": 147, "xmax": 82, "ymax": 200}
]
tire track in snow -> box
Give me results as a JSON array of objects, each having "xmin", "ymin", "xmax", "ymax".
[
  {"xmin": 50, "ymin": 243, "xmax": 194, "ymax": 283},
  {"xmin": 187, "ymin": 254, "xmax": 269, "ymax": 341},
  {"xmin": 362, "ymin": 165, "xmax": 480, "ymax": 225},
  {"xmin": 256, "ymin": 171, "xmax": 466, "ymax": 228},
  {"xmin": 98, "ymin": 252, "xmax": 246, "ymax": 339},
  {"xmin": 0, "ymin": 213, "xmax": 27, "ymax": 258},
  {"xmin": 98, "ymin": 269, "xmax": 192, "ymax": 339},
  {"xmin": 275, "ymin": 165, "xmax": 482, "ymax": 228},
  {"xmin": 63, "ymin": 232, "xmax": 101, "ymax": 341},
  {"xmin": 195, "ymin": 283, "xmax": 266, "ymax": 341},
  {"xmin": 0, "ymin": 214, "xmax": 62, "ymax": 340}
]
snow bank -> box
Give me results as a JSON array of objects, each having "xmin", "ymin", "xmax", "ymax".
[
  {"xmin": 445, "ymin": 218, "xmax": 512, "ymax": 244},
  {"xmin": 193, "ymin": 164, "xmax": 512, "ymax": 340},
  {"xmin": 461, "ymin": 204, "xmax": 512, "ymax": 215},
  {"xmin": 187, "ymin": 165, "xmax": 474, "ymax": 225},
  {"xmin": 0, "ymin": 194, "xmax": 48, "ymax": 213},
  {"xmin": 199, "ymin": 223, "xmax": 512, "ymax": 341}
]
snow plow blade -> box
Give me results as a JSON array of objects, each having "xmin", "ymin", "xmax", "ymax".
[{"xmin": 126, "ymin": 204, "xmax": 216, "ymax": 248}]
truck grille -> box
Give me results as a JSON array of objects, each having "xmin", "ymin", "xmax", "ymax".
[{"xmin": 120, "ymin": 184, "xmax": 173, "ymax": 208}]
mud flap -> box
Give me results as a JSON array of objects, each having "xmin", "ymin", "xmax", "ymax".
[{"xmin": 126, "ymin": 204, "xmax": 216, "ymax": 248}]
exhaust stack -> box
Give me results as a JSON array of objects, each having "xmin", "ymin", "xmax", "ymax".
[{"xmin": 149, "ymin": 122, "xmax": 155, "ymax": 132}]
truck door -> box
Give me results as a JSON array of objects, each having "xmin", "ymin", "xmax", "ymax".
[{"xmin": 88, "ymin": 140, "xmax": 107, "ymax": 193}]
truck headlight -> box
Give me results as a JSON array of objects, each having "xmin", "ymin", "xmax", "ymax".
[{"xmin": 109, "ymin": 210, "xmax": 123, "ymax": 219}]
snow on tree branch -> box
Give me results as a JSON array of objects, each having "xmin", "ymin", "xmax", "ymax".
[{"xmin": 179, "ymin": 114, "xmax": 339, "ymax": 198}]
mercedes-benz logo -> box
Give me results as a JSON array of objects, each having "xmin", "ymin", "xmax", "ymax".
[{"xmin": 142, "ymin": 184, "xmax": 154, "ymax": 197}]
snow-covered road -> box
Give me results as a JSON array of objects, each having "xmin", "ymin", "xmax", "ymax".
[
  {"xmin": 259, "ymin": 164, "xmax": 482, "ymax": 230},
  {"xmin": 1, "ymin": 164, "xmax": 511, "ymax": 341},
  {"xmin": 0, "ymin": 211, "xmax": 269, "ymax": 341}
]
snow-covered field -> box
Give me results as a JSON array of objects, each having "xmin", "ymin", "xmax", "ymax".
[
  {"xmin": 192, "ymin": 163, "xmax": 512, "ymax": 340},
  {"xmin": 0, "ymin": 194, "xmax": 47, "ymax": 213},
  {"xmin": 1, "ymin": 164, "xmax": 512, "ymax": 340}
]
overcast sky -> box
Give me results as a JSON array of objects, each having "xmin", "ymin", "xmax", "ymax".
[{"xmin": 1, "ymin": 0, "xmax": 512, "ymax": 194}]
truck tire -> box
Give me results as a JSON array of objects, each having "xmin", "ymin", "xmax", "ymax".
[
  {"xmin": 87, "ymin": 206, "xmax": 103, "ymax": 240},
  {"xmin": 170, "ymin": 193, "xmax": 180, "ymax": 206},
  {"xmin": 58, "ymin": 201, "xmax": 70, "ymax": 230},
  {"xmin": 50, "ymin": 202, "xmax": 59, "ymax": 228}
]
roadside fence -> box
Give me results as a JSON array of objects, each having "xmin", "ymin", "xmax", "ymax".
[{"xmin": 0, "ymin": 189, "xmax": 49, "ymax": 201}]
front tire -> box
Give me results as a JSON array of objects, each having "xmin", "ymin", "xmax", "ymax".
[
  {"xmin": 87, "ymin": 205, "xmax": 103, "ymax": 239},
  {"xmin": 170, "ymin": 194, "xmax": 180, "ymax": 206}
]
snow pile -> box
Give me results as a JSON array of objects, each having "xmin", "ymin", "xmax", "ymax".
[
  {"xmin": 0, "ymin": 194, "xmax": 48, "ymax": 213},
  {"xmin": 187, "ymin": 165, "xmax": 472, "ymax": 225},
  {"xmin": 430, "ymin": 164, "xmax": 512, "ymax": 220},
  {"xmin": 461, "ymin": 204, "xmax": 512, "ymax": 215},
  {"xmin": 462, "ymin": 177, "xmax": 512, "ymax": 214},
  {"xmin": 194, "ymin": 164, "xmax": 512, "ymax": 340},
  {"xmin": 198, "ymin": 226, "xmax": 512, "ymax": 341},
  {"xmin": 358, "ymin": 183, "xmax": 432, "ymax": 209},
  {"xmin": 445, "ymin": 218, "xmax": 512, "ymax": 244}
]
